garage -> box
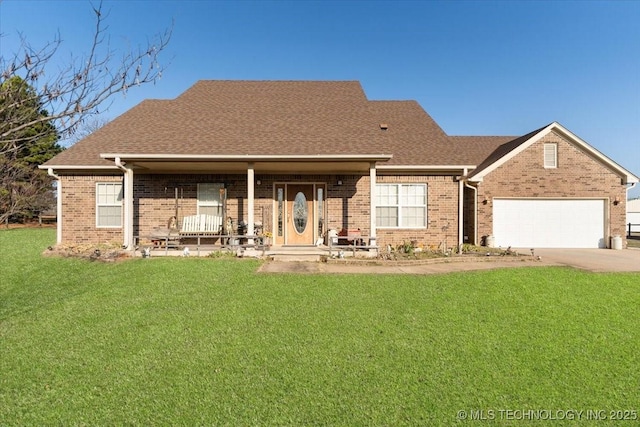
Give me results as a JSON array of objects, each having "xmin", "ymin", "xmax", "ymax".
[{"xmin": 493, "ymin": 199, "xmax": 606, "ymax": 248}]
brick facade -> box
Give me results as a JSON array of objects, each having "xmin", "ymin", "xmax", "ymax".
[
  {"xmin": 58, "ymin": 171, "xmax": 463, "ymax": 250},
  {"xmin": 375, "ymin": 174, "xmax": 460, "ymax": 249},
  {"xmin": 471, "ymin": 130, "xmax": 628, "ymax": 247},
  {"xmin": 59, "ymin": 174, "xmax": 124, "ymax": 245},
  {"xmin": 57, "ymin": 133, "xmax": 629, "ymax": 249}
]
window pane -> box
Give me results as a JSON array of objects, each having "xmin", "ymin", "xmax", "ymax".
[
  {"xmin": 317, "ymin": 187, "xmax": 324, "ymax": 236},
  {"xmin": 97, "ymin": 183, "xmax": 123, "ymax": 205},
  {"xmin": 401, "ymin": 206, "xmax": 425, "ymax": 227},
  {"xmin": 198, "ymin": 183, "xmax": 223, "ymax": 205},
  {"xmin": 544, "ymin": 143, "xmax": 557, "ymax": 168},
  {"xmin": 401, "ymin": 185, "xmax": 425, "ymax": 205},
  {"xmin": 199, "ymin": 205, "xmax": 223, "ymax": 216},
  {"xmin": 376, "ymin": 206, "xmax": 398, "ymax": 227},
  {"xmin": 277, "ymin": 187, "xmax": 284, "ymax": 237},
  {"xmin": 293, "ymin": 192, "xmax": 308, "ymax": 234},
  {"xmin": 97, "ymin": 183, "xmax": 123, "ymax": 227},
  {"xmin": 376, "ymin": 184, "xmax": 398, "ymax": 205},
  {"xmin": 97, "ymin": 206, "xmax": 122, "ymax": 227}
]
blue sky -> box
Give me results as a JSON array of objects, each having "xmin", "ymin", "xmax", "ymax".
[{"xmin": 2, "ymin": 0, "xmax": 639, "ymax": 197}]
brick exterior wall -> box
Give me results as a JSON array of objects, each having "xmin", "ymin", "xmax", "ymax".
[
  {"xmin": 375, "ymin": 174, "xmax": 460, "ymax": 249},
  {"xmin": 58, "ymin": 171, "xmax": 463, "ymax": 249},
  {"xmin": 472, "ymin": 130, "xmax": 628, "ymax": 247},
  {"xmin": 59, "ymin": 174, "xmax": 124, "ymax": 245},
  {"xmin": 58, "ymin": 133, "xmax": 627, "ymax": 250}
]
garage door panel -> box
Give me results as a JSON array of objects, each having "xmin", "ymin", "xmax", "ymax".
[{"xmin": 493, "ymin": 199, "xmax": 605, "ymax": 248}]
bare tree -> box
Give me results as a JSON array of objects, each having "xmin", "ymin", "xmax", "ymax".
[
  {"xmin": 0, "ymin": 1, "xmax": 171, "ymax": 224},
  {"xmin": 0, "ymin": 1, "xmax": 172, "ymax": 155},
  {"xmin": 70, "ymin": 116, "xmax": 110, "ymax": 144}
]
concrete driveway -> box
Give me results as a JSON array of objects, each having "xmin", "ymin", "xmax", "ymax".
[
  {"xmin": 258, "ymin": 248, "xmax": 640, "ymax": 274},
  {"xmin": 528, "ymin": 248, "xmax": 640, "ymax": 272}
]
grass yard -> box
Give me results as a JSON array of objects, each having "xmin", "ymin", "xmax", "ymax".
[{"xmin": 1, "ymin": 229, "xmax": 639, "ymax": 426}]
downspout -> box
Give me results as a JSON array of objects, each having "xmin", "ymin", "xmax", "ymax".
[
  {"xmin": 462, "ymin": 168, "xmax": 479, "ymax": 246},
  {"xmin": 47, "ymin": 168, "xmax": 62, "ymax": 245},
  {"xmin": 115, "ymin": 157, "xmax": 134, "ymax": 249},
  {"xmin": 458, "ymin": 169, "xmax": 465, "ymax": 248},
  {"xmin": 464, "ymin": 182, "xmax": 478, "ymax": 246}
]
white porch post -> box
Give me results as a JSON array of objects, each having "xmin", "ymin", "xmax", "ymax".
[
  {"xmin": 247, "ymin": 162, "xmax": 255, "ymax": 243},
  {"xmin": 124, "ymin": 167, "xmax": 134, "ymax": 249},
  {"xmin": 369, "ymin": 162, "xmax": 377, "ymax": 246},
  {"xmin": 458, "ymin": 177, "xmax": 464, "ymax": 247}
]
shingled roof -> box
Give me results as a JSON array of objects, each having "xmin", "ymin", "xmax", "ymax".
[{"xmin": 43, "ymin": 80, "xmax": 519, "ymax": 169}]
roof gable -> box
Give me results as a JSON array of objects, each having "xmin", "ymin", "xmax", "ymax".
[{"xmin": 468, "ymin": 122, "xmax": 639, "ymax": 184}]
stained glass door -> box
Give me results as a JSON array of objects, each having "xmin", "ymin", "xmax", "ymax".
[{"xmin": 286, "ymin": 184, "xmax": 314, "ymax": 245}]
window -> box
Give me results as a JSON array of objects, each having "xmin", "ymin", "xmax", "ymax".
[
  {"xmin": 96, "ymin": 182, "xmax": 123, "ymax": 227},
  {"xmin": 544, "ymin": 143, "xmax": 557, "ymax": 168},
  {"xmin": 197, "ymin": 183, "xmax": 225, "ymax": 216},
  {"xmin": 277, "ymin": 187, "xmax": 284, "ymax": 237},
  {"xmin": 376, "ymin": 184, "xmax": 427, "ymax": 228}
]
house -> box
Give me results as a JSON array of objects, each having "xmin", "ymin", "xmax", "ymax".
[
  {"xmin": 628, "ymin": 198, "xmax": 640, "ymax": 234},
  {"xmin": 40, "ymin": 80, "xmax": 639, "ymax": 250}
]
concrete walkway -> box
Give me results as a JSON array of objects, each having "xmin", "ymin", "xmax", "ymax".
[{"xmin": 258, "ymin": 248, "xmax": 640, "ymax": 274}]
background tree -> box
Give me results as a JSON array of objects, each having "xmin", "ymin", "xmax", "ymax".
[
  {"xmin": 0, "ymin": 76, "xmax": 62, "ymax": 224},
  {"xmin": 0, "ymin": 1, "xmax": 171, "ymax": 223}
]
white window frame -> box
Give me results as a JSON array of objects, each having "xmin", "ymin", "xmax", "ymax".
[
  {"xmin": 376, "ymin": 183, "xmax": 427, "ymax": 229},
  {"xmin": 544, "ymin": 143, "xmax": 557, "ymax": 168},
  {"xmin": 197, "ymin": 183, "xmax": 224, "ymax": 216},
  {"xmin": 96, "ymin": 182, "xmax": 123, "ymax": 228}
]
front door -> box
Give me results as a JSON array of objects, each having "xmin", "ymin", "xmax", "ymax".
[{"xmin": 286, "ymin": 184, "xmax": 314, "ymax": 245}]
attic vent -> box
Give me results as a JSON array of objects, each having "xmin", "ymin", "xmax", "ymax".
[{"xmin": 379, "ymin": 123, "xmax": 388, "ymax": 130}]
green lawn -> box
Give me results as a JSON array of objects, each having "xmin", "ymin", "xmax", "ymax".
[{"xmin": 1, "ymin": 229, "xmax": 639, "ymax": 426}]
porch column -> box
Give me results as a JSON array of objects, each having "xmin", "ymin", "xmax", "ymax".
[
  {"xmin": 247, "ymin": 162, "xmax": 255, "ymax": 242},
  {"xmin": 123, "ymin": 167, "xmax": 134, "ymax": 249},
  {"xmin": 458, "ymin": 177, "xmax": 464, "ymax": 247},
  {"xmin": 369, "ymin": 162, "xmax": 377, "ymax": 246}
]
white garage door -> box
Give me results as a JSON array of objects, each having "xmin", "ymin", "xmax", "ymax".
[{"xmin": 493, "ymin": 199, "xmax": 606, "ymax": 248}]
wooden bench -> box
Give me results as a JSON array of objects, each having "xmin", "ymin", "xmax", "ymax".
[
  {"xmin": 38, "ymin": 214, "xmax": 56, "ymax": 226},
  {"xmin": 179, "ymin": 214, "xmax": 224, "ymax": 237}
]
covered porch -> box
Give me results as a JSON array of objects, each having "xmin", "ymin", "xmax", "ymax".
[{"xmin": 101, "ymin": 153, "xmax": 392, "ymax": 252}]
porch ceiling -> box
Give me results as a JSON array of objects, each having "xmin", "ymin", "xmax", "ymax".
[{"xmin": 129, "ymin": 160, "xmax": 377, "ymax": 174}]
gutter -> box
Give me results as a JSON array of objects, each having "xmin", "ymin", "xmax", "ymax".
[{"xmin": 101, "ymin": 153, "xmax": 394, "ymax": 162}]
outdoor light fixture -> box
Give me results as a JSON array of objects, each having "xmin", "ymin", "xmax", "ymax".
[
  {"xmin": 256, "ymin": 179, "xmax": 261, "ymax": 186},
  {"xmin": 337, "ymin": 180, "xmax": 343, "ymax": 186}
]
